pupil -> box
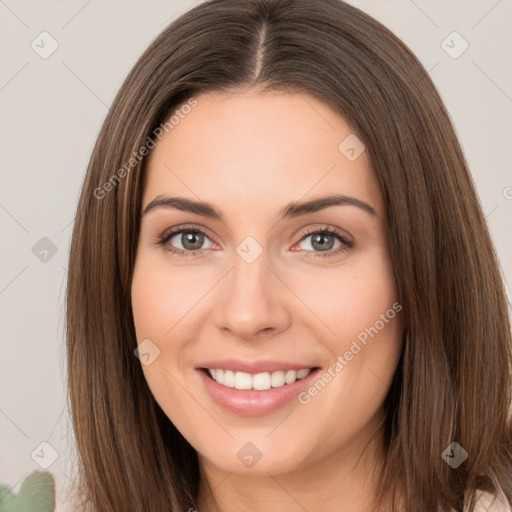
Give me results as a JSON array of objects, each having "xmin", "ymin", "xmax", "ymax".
[
  {"xmin": 183, "ymin": 232, "xmax": 204, "ymax": 250},
  {"xmin": 312, "ymin": 233, "xmax": 334, "ymax": 251}
]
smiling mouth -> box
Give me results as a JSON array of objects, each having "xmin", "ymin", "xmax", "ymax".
[{"xmin": 200, "ymin": 367, "xmax": 320, "ymax": 391}]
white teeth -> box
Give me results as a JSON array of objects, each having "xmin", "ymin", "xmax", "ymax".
[
  {"xmin": 234, "ymin": 371, "xmax": 252, "ymax": 390},
  {"xmin": 297, "ymin": 368, "xmax": 310, "ymax": 379},
  {"xmin": 253, "ymin": 372, "xmax": 272, "ymax": 391},
  {"xmin": 284, "ymin": 370, "xmax": 297, "ymax": 384},
  {"xmin": 223, "ymin": 370, "xmax": 235, "ymax": 388},
  {"xmin": 206, "ymin": 368, "xmax": 312, "ymax": 390},
  {"xmin": 271, "ymin": 371, "xmax": 285, "ymax": 387}
]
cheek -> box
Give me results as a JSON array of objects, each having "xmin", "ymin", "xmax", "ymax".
[
  {"xmin": 288, "ymin": 248, "xmax": 402, "ymax": 419},
  {"xmin": 130, "ymin": 253, "xmax": 219, "ymax": 418},
  {"xmin": 130, "ymin": 255, "xmax": 207, "ymax": 435},
  {"xmin": 131, "ymin": 254, "xmax": 213, "ymax": 343},
  {"xmin": 289, "ymin": 246, "xmax": 400, "ymax": 346}
]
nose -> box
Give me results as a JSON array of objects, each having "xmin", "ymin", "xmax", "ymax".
[{"xmin": 214, "ymin": 251, "xmax": 291, "ymax": 341}]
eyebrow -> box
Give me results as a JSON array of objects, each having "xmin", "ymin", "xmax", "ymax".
[{"xmin": 142, "ymin": 193, "xmax": 377, "ymax": 219}]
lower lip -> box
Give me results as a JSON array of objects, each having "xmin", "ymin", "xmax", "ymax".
[{"xmin": 196, "ymin": 368, "xmax": 320, "ymax": 416}]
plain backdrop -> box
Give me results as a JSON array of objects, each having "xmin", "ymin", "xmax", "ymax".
[{"xmin": 0, "ymin": 0, "xmax": 511, "ymax": 509}]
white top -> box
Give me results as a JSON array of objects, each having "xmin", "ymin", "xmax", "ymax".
[{"xmin": 453, "ymin": 488, "xmax": 511, "ymax": 512}]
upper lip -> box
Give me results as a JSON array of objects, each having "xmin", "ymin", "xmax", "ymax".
[{"xmin": 196, "ymin": 359, "xmax": 319, "ymax": 374}]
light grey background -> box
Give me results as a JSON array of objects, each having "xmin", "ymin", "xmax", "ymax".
[{"xmin": 0, "ymin": 1, "xmax": 511, "ymax": 509}]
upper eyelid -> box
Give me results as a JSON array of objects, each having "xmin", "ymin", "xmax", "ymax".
[{"xmin": 161, "ymin": 224, "xmax": 214, "ymax": 242}]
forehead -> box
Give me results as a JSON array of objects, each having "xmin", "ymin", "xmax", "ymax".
[{"xmin": 143, "ymin": 90, "xmax": 384, "ymax": 219}]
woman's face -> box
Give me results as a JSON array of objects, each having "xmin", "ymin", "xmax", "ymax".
[{"xmin": 131, "ymin": 90, "xmax": 403, "ymax": 477}]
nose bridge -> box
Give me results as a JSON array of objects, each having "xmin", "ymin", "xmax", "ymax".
[
  {"xmin": 214, "ymin": 243, "xmax": 289, "ymax": 338},
  {"xmin": 232, "ymin": 246, "xmax": 269, "ymax": 296}
]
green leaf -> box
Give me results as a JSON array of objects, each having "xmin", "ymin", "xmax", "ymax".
[{"xmin": 0, "ymin": 472, "xmax": 55, "ymax": 512}]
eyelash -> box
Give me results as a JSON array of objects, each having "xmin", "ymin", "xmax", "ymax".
[{"xmin": 154, "ymin": 224, "xmax": 354, "ymax": 259}]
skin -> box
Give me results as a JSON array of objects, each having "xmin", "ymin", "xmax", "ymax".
[{"xmin": 131, "ymin": 89, "xmax": 404, "ymax": 512}]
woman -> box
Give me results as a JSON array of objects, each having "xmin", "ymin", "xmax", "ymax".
[{"xmin": 66, "ymin": 0, "xmax": 512, "ymax": 510}]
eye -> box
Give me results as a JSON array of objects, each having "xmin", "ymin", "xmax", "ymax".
[
  {"xmin": 294, "ymin": 227, "xmax": 354, "ymax": 258},
  {"xmin": 155, "ymin": 225, "xmax": 216, "ymax": 257},
  {"xmin": 155, "ymin": 224, "xmax": 354, "ymax": 259}
]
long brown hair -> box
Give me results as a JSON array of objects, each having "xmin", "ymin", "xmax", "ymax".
[{"xmin": 66, "ymin": 0, "xmax": 512, "ymax": 510}]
